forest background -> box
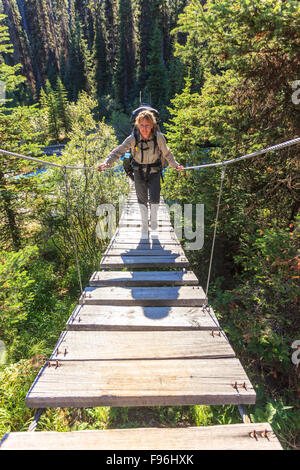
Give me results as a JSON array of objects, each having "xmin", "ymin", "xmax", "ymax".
[{"xmin": 0, "ymin": 0, "xmax": 299, "ymax": 449}]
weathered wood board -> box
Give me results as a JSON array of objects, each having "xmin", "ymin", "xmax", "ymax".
[
  {"xmin": 112, "ymin": 237, "xmax": 181, "ymax": 245},
  {"xmin": 104, "ymin": 248, "xmax": 186, "ymax": 257},
  {"xmin": 79, "ymin": 286, "xmax": 207, "ymax": 306},
  {"xmin": 50, "ymin": 330, "xmax": 235, "ymax": 361},
  {"xmin": 119, "ymin": 215, "xmax": 171, "ymax": 222},
  {"xmin": 0, "ymin": 423, "xmax": 282, "ymax": 450},
  {"xmin": 119, "ymin": 221, "xmax": 172, "ymax": 228},
  {"xmin": 19, "ymin": 188, "xmax": 262, "ymax": 449},
  {"xmin": 66, "ymin": 304, "xmax": 220, "ymax": 331},
  {"xmin": 120, "ymin": 215, "xmax": 171, "ymax": 223},
  {"xmin": 118, "ymin": 227, "xmax": 175, "ymax": 234},
  {"xmin": 114, "ymin": 230, "xmax": 181, "ymax": 240},
  {"xmin": 25, "ymin": 357, "xmax": 256, "ymax": 408},
  {"xmin": 120, "ymin": 212, "xmax": 171, "ymax": 220},
  {"xmin": 106, "ymin": 243, "xmax": 183, "ymax": 251},
  {"xmin": 100, "ymin": 255, "xmax": 189, "ymax": 268},
  {"xmin": 89, "ymin": 270, "xmax": 199, "ymax": 286}
]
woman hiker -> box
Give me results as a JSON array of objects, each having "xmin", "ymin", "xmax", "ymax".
[{"xmin": 97, "ymin": 109, "xmax": 184, "ymax": 236}]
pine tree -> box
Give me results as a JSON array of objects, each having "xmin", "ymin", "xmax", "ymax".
[
  {"xmin": 79, "ymin": 28, "xmax": 97, "ymax": 97},
  {"xmin": 45, "ymin": 79, "xmax": 60, "ymax": 140},
  {"xmin": 136, "ymin": 0, "xmax": 152, "ymax": 93},
  {"xmin": 55, "ymin": 76, "xmax": 71, "ymax": 136},
  {"xmin": 168, "ymin": 47, "xmax": 185, "ymax": 99},
  {"xmin": 113, "ymin": 0, "xmax": 136, "ymax": 112},
  {"xmin": 0, "ymin": 14, "xmax": 41, "ymax": 249},
  {"xmin": 65, "ymin": 14, "xmax": 83, "ymax": 100},
  {"xmin": 23, "ymin": 0, "xmax": 60, "ymax": 84},
  {"xmin": 102, "ymin": 0, "xmax": 118, "ymax": 90},
  {"xmin": 146, "ymin": 20, "xmax": 168, "ymax": 112},
  {"xmin": 2, "ymin": 0, "xmax": 37, "ymax": 98},
  {"xmin": 94, "ymin": 17, "xmax": 109, "ymax": 97}
]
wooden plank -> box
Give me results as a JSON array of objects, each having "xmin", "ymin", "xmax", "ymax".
[
  {"xmin": 113, "ymin": 237, "xmax": 181, "ymax": 245},
  {"xmin": 107, "ymin": 242, "xmax": 183, "ymax": 251},
  {"xmin": 100, "ymin": 255, "xmax": 189, "ymax": 268},
  {"xmin": 120, "ymin": 213, "xmax": 171, "ymax": 220},
  {"xmin": 119, "ymin": 221, "xmax": 172, "ymax": 227},
  {"xmin": 79, "ymin": 286, "xmax": 206, "ymax": 306},
  {"xmin": 117, "ymin": 227, "xmax": 174, "ymax": 233},
  {"xmin": 103, "ymin": 248, "xmax": 186, "ymax": 257},
  {"xmin": 89, "ymin": 270, "xmax": 199, "ymax": 286},
  {"xmin": 118, "ymin": 225, "xmax": 175, "ymax": 231},
  {"xmin": 120, "ymin": 212, "xmax": 170, "ymax": 219},
  {"xmin": 119, "ymin": 218, "xmax": 171, "ymax": 224},
  {"xmin": 120, "ymin": 211, "xmax": 171, "ymax": 217},
  {"xmin": 108, "ymin": 233, "xmax": 179, "ymax": 241},
  {"xmin": 66, "ymin": 304, "xmax": 220, "ymax": 331},
  {"xmin": 106, "ymin": 243, "xmax": 184, "ymax": 252},
  {"xmin": 120, "ymin": 209, "xmax": 170, "ymax": 215},
  {"xmin": 25, "ymin": 357, "xmax": 256, "ymax": 408},
  {"xmin": 119, "ymin": 222, "xmax": 172, "ymax": 228},
  {"xmin": 0, "ymin": 423, "xmax": 282, "ymax": 450},
  {"xmin": 50, "ymin": 330, "xmax": 235, "ymax": 361},
  {"xmin": 121, "ymin": 208, "xmax": 169, "ymax": 215},
  {"xmin": 115, "ymin": 230, "xmax": 180, "ymax": 239}
]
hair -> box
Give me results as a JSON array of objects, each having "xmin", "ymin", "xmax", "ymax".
[{"xmin": 135, "ymin": 110, "xmax": 157, "ymax": 131}]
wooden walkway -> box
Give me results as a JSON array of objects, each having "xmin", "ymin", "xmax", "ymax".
[{"xmin": 0, "ymin": 188, "xmax": 282, "ymax": 450}]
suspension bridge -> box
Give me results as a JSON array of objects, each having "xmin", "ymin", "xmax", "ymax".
[{"xmin": 1, "ymin": 138, "xmax": 295, "ymax": 450}]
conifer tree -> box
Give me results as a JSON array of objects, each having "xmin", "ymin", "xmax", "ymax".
[
  {"xmin": 102, "ymin": 0, "xmax": 118, "ymax": 90},
  {"xmin": 65, "ymin": 15, "xmax": 82, "ymax": 100},
  {"xmin": 55, "ymin": 76, "xmax": 71, "ymax": 136},
  {"xmin": 79, "ymin": 28, "xmax": 97, "ymax": 97},
  {"xmin": 136, "ymin": 0, "xmax": 152, "ymax": 93},
  {"xmin": 94, "ymin": 17, "xmax": 109, "ymax": 97},
  {"xmin": 0, "ymin": 14, "xmax": 41, "ymax": 249},
  {"xmin": 45, "ymin": 79, "xmax": 60, "ymax": 140},
  {"xmin": 113, "ymin": 0, "xmax": 136, "ymax": 112},
  {"xmin": 2, "ymin": 0, "xmax": 37, "ymax": 98},
  {"xmin": 23, "ymin": 0, "xmax": 60, "ymax": 84},
  {"xmin": 146, "ymin": 20, "xmax": 168, "ymax": 112},
  {"xmin": 168, "ymin": 47, "xmax": 185, "ymax": 98}
]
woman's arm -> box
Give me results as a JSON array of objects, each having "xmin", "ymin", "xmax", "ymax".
[
  {"xmin": 97, "ymin": 135, "xmax": 134, "ymax": 171},
  {"xmin": 156, "ymin": 133, "xmax": 184, "ymax": 171}
]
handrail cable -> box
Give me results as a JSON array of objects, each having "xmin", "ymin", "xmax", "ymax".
[
  {"xmin": 3, "ymin": 137, "xmax": 297, "ymax": 431},
  {"xmin": 1, "ymin": 136, "xmax": 299, "ymax": 172},
  {"xmin": 0, "ymin": 148, "xmax": 96, "ymax": 170},
  {"xmin": 1, "ymin": 136, "xmax": 299, "ymax": 298},
  {"xmin": 184, "ymin": 136, "xmax": 300, "ymax": 170}
]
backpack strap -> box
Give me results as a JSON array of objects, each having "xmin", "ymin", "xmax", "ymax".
[
  {"xmin": 132, "ymin": 128, "xmax": 165, "ymax": 181},
  {"xmin": 132, "ymin": 128, "xmax": 161, "ymax": 159}
]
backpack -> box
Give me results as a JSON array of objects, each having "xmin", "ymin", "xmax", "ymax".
[{"xmin": 123, "ymin": 104, "xmax": 168, "ymax": 181}]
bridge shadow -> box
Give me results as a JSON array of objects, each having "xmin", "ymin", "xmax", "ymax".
[
  {"xmin": 90, "ymin": 230, "xmax": 186, "ymax": 320},
  {"xmin": 118, "ymin": 231, "xmax": 184, "ymax": 320},
  {"xmin": 92, "ymin": 201, "xmax": 188, "ymax": 320}
]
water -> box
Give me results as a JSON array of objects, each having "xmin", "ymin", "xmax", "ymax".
[{"xmin": 13, "ymin": 168, "xmax": 49, "ymax": 180}]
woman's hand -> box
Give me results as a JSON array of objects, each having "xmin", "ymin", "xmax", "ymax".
[
  {"xmin": 97, "ymin": 162, "xmax": 110, "ymax": 172},
  {"xmin": 175, "ymin": 164, "xmax": 185, "ymax": 171}
]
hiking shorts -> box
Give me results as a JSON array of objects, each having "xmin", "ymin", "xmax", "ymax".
[{"xmin": 134, "ymin": 169, "xmax": 160, "ymax": 206}]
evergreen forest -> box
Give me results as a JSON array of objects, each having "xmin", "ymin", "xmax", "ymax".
[{"xmin": 0, "ymin": 0, "xmax": 299, "ymax": 450}]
